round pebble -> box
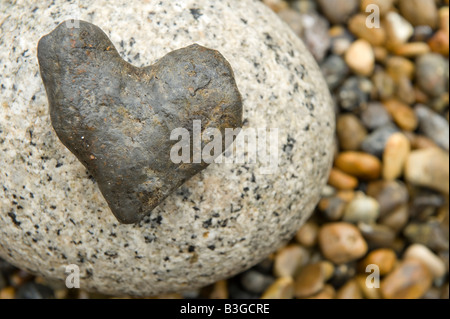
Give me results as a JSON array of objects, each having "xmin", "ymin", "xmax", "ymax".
[
  {"xmin": 382, "ymin": 132, "xmax": 411, "ymax": 181},
  {"xmin": 345, "ymin": 39, "xmax": 375, "ymax": 76},
  {"xmin": 335, "ymin": 151, "xmax": 382, "ymax": 180}
]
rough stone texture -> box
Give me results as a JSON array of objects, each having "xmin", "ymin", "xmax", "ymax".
[
  {"xmin": 38, "ymin": 21, "xmax": 243, "ymax": 224},
  {"xmin": 0, "ymin": 0, "xmax": 334, "ymax": 296}
]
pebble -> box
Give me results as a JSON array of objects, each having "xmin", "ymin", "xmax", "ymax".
[
  {"xmin": 398, "ymin": 0, "xmax": 438, "ymax": 29},
  {"xmin": 359, "ymin": 248, "xmax": 397, "ymax": 275},
  {"xmin": 336, "ymin": 279, "xmax": 363, "ymax": 299},
  {"xmin": 386, "ymin": 56, "xmax": 415, "ymax": 83},
  {"xmin": 416, "ymin": 53, "xmax": 449, "ymax": 98},
  {"xmin": 299, "ymin": 12, "xmax": 331, "ymax": 62},
  {"xmin": 381, "ymin": 258, "xmax": 432, "ymax": 299},
  {"xmin": 345, "ymin": 39, "xmax": 375, "ymax": 76},
  {"xmin": 382, "ymin": 133, "xmax": 411, "ymax": 181},
  {"xmin": 356, "ymin": 274, "xmax": 381, "ymax": 299},
  {"xmin": 428, "ymin": 29, "xmax": 449, "ymax": 56},
  {"xmin": 316, "ymin": 0, "xmax": 359, "ymax": 24},
  {"xmin": 404, "ymin": 244, "xmax": 446, "ymax": 279},
  {"xmin": 372, "ymin": 70, "xmax": 395, "ymax": 101},
  {"xmin": 403, "ymin": 221, "xmax": 449, "ymax": 252},
  {"xmin": 209, "ymin": 280, "xmax": 228, "ymax": 299},
  {"xmin": 361, "ymin": 124, "xmax": 399, "ymax": 158},
  {"xmin": 318, "ymin": 222, "xmax": 368, "ymax": 264},
  {"xmin": 261, "ymin": 277, "xmax": 294, "ymax": 299},
  {"xmin": 393, "ymin": 42, "xmax": 431, "ymax": 57},
  {"xmin": 335, "ymin": 151, "xmax": 382, "ymax": 180},
  {"xmin": 396, "ymin": 76, "xmax": 416, "ymax": 105},
  {"xmin": 320, "ymin": 55, "xmax": 349, "ymax": 91},
  {"xmin": 319, "ymin": 196, "xmax": 347, "ymax": 221},
  {"xmin": 294, "ymin": 262, "xmax": 330, "ymax": 298},
  {"xmin": 415, "ymin": 104, "xmax": 449, "ymax": 151},
  {"xmin": 240, "ymin": 270, "xmax": 274, "ymax": 294},
  {"xmin": 360, "ymin": 0, "xmax": 394, "ymax": 16},
  {"xmin": 328, "ymin": 168, "xmax": 359, "ymax": 190},
  {"xmin": 295, "ymin": 221, "xmax": 319, "ymax": 247},
  {"xmin": 274, "ymin": 245, "xmax": 309, "ymax": 278},
  {"xmin": 337, "ymin": 77, "xmax": 372, "ymax": 111},
  {"xmin": 307, "ymin": 284, "xmax": 336, "ymax": 299},
  {"xmin": 379, "ymin": 204, "xmax": 409, "ymax": 233},
  {"xmin": 361, "ymin": 102, "xmax": 392, "ymax": 131},
  {"xmin": 359, "ymin": 222, "xmax": 397, "ymax": 248},
  {"xmin": 384, "ymin": 12, "xmax": 414, "ymax": 49},
  {"xmin": 348, "ymin": 14, "xmax": 386, "ymax": 46},
  {"xmin": 382, "ymin": 99, "xmax": 418, "ymax": 131},
  {"xmin": 404, "ymin": 148, "xmax": 449, "ymax": 194},
  {"xmin": 343, "ymin": 193, "xmax": 380, "ymax": 224},
  {"xmin": 406, "ymin": 132, "xmax": 440, "ymax": 150},
  {"xmin": 336, "ymin": 114, "xmax": 368, "ymax": 151}
]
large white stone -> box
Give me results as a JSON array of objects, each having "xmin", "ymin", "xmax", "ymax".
[{"xmin": 0, "ymin": 0, "xmax": 334, "ymax": 295}]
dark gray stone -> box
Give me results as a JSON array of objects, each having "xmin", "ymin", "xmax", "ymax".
[
  {"xmin": 37, "ymin": 20, "xmax": 243, "ymax": 224},
  {"xmin": 360, "ymin": 124, "xmax": 399, "ymax": 157}
]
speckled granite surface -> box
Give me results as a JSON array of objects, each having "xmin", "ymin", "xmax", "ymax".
[{"xmin": 0, "ymin": 0, "xmax": 334, "ymax": 296}]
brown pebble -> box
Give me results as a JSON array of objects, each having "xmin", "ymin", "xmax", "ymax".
[
  {"xmin": 345, "ymin": 39, "xmax": 375, "ymax": 76},
  {"xmin": 356, "ymin": 274, "xmax": 381, "ymax": 299},
  {"xmin": 382, "ymin": 99, "xmax": 418, "ymax": 131},
  {"xmin": 379, "ymin": 204, "xmax": 409, "ymax": 233},
  {"xmin": 386, "ymin": 56, "xmax": 415, "ymax": 82},
  {"xmin": 360, "ymin": 248, "xmax": 397, "ymax": 276},
  {"xmin": 328, "ymin": 168, "xmax": 359, "ymax": 190},
  {"xmin": 319, "ymin": 222, "xmax": 368, "ymax": 264},
  {"xmin": 393, "ymin": 42, "xmax": 430, "ymax": 57},
  {"xmin": 274, "ymin": 245, "xmax": 309, "ymax": 278},
  {"xmin": 335, "ymin": 151, "xmax": 382, "ymax": 180},
  {"xmin": 366, "ymin": 180, "xmax": 409, "ymax": 217},
  {"xmin": 295, "ymin": 221, "xmax": 319, "ymax": 247},
  {"xmin": 336, "ymin": 279, "xmax": 363, "ymax": 299},
  {"xmin": 428, "ymin": 30, "xmax": 449, "ymax": 56},
  {"xmin": 337, "ymin": 114, "xmax": 368, "ymax": 151},
  {"xmin": 404, "ymin": 148, "xmax": 449, "ymax": 194},
  {"xmin": 348, "ymin": 14, "xmax": 386, "ymax": 46},
  {"xmin": 261, "ymin": 277, "xmax": 294, "ymax": 299},
  {"xmin": 294, "ymin": 262, "xmax": 328, "ymax": 298},
  {"xmin": 398, "ymin": 0, "xmax": 438, "ymax": 29},
  {"xmin": 358, "ymin": 222, "xmax": 396, "ymax": 248},
  {"xmin": 404, "ymin": 244, "xmax": 446, "ymax": 279},
  {"xmin": 0, "ymin": 287, "xmax": 15, "ymax": 299},
  {"xmin": 381, "ymin": 258, "xmax": 433, "ymax": 299},
  {"xmin": 319, "ymin": 196, "xmax": 347, "ymax": 221},
  {"xmin": 382, "ymin": 132, "xmax": 411, "ymax": 181}
]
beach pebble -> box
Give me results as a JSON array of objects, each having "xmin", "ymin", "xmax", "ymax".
[
  {"xmin": 343, "ymin": 193, "xmax": 380, "ymax": 224},
  {"xmin": 360, "ymin": 248, "xmax": 397, "ymax": 275},
  {"xmin": 382, "ymin": 133, "xmax": 411, "ymax": 181},
  {"xmin": 361, "ymin": 124, "xmax": 399, "ymax": 157},
  {"xmin": 415, "ymin": 104, "xmax": 449, "ymax": 151},
  {"xmin": 337, "ymin": 114, "xmax": 368, "ymax": 151},
  {"xmin": 261, "ymin": 277, "xmax": 294, "ymax": 299},
  {"xmin": 404, "ymin": 244, "xmax": 446, "ymax": 279},
  {"xmin": 335, "ymin": 151, "xmax": 382, "ymax": 180},
  {"xmin": 416, "ymin": 53, "xmax": 449, "ymax": 98},
  {"xmin": 316, "ymin": 0, "xmax": 359, "ymax": 24},
  {"xmin": 383, "ymin": 99, "xmax": 418, "ymax": 132},
  {"xmin": 398, "ymin": 0, "xmax": 438, "ymax": 29},
  {"xmin": 345, "ymin": 39, "xmax": 375, "ymax": 76},
  {"xmin": 274, "ymin": 245, "xmax": 309, "ymax": 278},
  {"xmin": 328, "ymin": 168, "xmax": 359, "ymax": 190}
]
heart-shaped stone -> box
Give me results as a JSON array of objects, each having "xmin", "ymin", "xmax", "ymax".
[{"xmin": 37, "ymin": 20, "xmax": 243, "ymax": 224}]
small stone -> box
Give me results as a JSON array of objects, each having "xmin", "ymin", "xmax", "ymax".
[
  {"xmin": 428, "ymin": 30, "xmax": 449, "ymax": 56},
  {"xmin": 382, "ymin": 133, "xmax": 411, "ymax": 181},
  {"xmin": 386, "ymin": 56, "xmax": 415, "ymax": 83},
  {"xmin": 415, "ymin": 104, "xmax": 449, "ymax": 151},
  {"xmin": 406, "ymin": 132, "xmax": 440, "ymax": 150},
  {"xmin": 0, "ymin": 287, "xmax": 15, "ymax": 299},
  {"xmin": 294, "ymin": 262, "xmax": 329, "ymax": 298},
  {"xmin": 393, "ymin": 42, "xmax": 431, "ymax": 57},
  {"xmin": 398, "ymin": 0, "xmax": 438, "ymax": 29},
  {"xmin": 360, "ymin": 0, "xmax": 393, "ymax": 16},
  {"xmin": 209, "ymin": 280, "xmax": 228, "ymax": 299},
  {"xmin": 379, "ymin": 204, "xmax": 409, "ymax": 233},
  {"xmin": 361, "ymin": 102, "xmax": 392, "ymax": 131},
  {"xmin": 356, "ymin": 274, "xmax": 381, "ymax": 299},
  {"xmin": 316, "ymin": 0, "xmax": 359, "ymax": 24},
  {"xmin": 383, "ymin": 99, "xmax": 418, "ymax": 132},
  {"xmin": 358, "ymin": 222, "xmax": 396, "ymax": 248},
  {"xmin": 328, "ymin": 168, "xmax": 359, "ymax": 190},
  {"xmin": 372, "ymin": 70, "xmax": 395, "ymax": 101},
  {"xmin": 295, "ymin": 221, "xmax": 319, "ymax": 247},
  {"xmin": 345, "ymin": 39, "xmax": 375, "ymax": 76},
  {"xmin": 405, "ymin": 148, "xmax": 449, "ymax": 194},
  {"xmin": 299, "ymin": 13, "xmax": 331, "ymax": 62},
  {"xmin": 318, "ymin": 222, "xmax": 368, "ymax": 264},
  {"xmin": 396, "ymin": 76, "xmax": 416, "ymax": 105},
  {"xmin": 416, "ymin": 53, "xmax": 449, "ymax": 98},
  {"xmin": 337, "ymin": 76, "xmax": 371, "ymax": 111},
  {"xmin": 320, "ymin": 55, "xmax": 349, "ymax": 91},
  {"xmin": 360, "ymin": 248, "xmax": 397, "ymax": 276},
  {"xmin": 384, "ymin": 12, "xmax": 414, "ymax": 49},
  {"xmin": 274, "ymin": 245, "xmax": 309, "ymax": 278},
  {"xmin": 381, "ymin": 258, "xmax": 433, "ymax": 299},
  {"xmin": 411, "ymin": 25, "xmax": 434, "ymax": 42},
  {"xmin": 343, "ymin": 193, "xmax": 380, "ymax": 224},
  {"xmin": 261, "ymin": 277, "xmax": 294, "ymax": 299},
  {"xmin": 335, "ymin": 151, "xmax": 382, "ymax": 180},
  {"xmin": 319, "ymin": 196, "xmax": 347, "ymax": 221},
  {"xmin": 336, "ymin": 114, "xmax": 368, "ymax": 151},
  {"xmin": 306, "ymin": 284, "xmax": 336, "ymax": 299},
  {"xmin": 240, "ymin": 270, "xmax": 274, "ymax": 294},
  {"xmin": 336, "ymin": 279, "xmax": 363, "ymax": 299},
  {"xmin": 361, "ymin": 124, "xmax": 399, "ymax": 158},
  {"xmin": 404, "ymin": 244, "xmax": 446, "ymax": 279},
  {"xmin": 403, "ymin": 221, "xmax": 449, "ymax": 252},
  {"xmin": 329, "ymin": 26, "xmax": 354, "ymax": 56},
  {"xmin": 348, "ymin": 14, "xmax": 386, "ymax": 46}
]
